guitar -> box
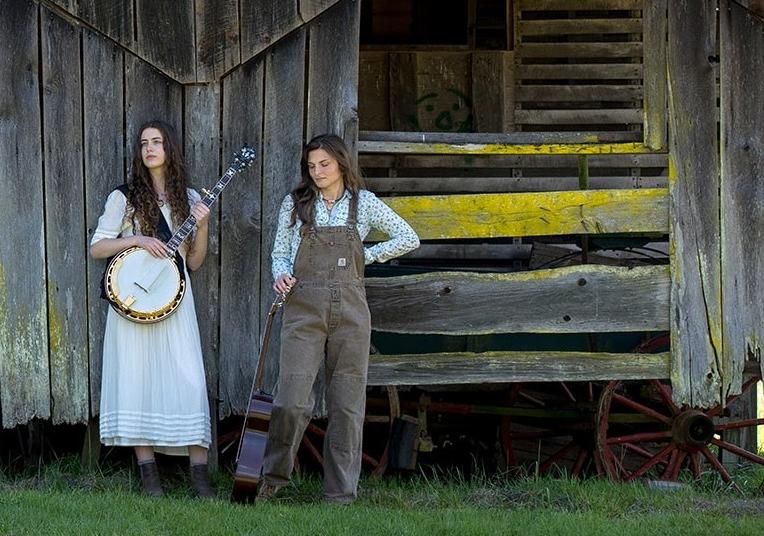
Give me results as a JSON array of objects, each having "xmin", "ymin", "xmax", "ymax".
[
  {"xmin": 103, "ymin": 147, "xmax": 257, "ymax": 323},
  {"xmin": 231, "ymin": 291, "xmax": 288, "ymax": 503}
]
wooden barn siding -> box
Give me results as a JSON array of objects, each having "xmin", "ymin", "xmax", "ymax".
[
  {"xmin": 667, "ymin": 1, "xmax": 723, "ymax": 408},
  {"xmin": 260, "ymin": 29, "xmax": 307, "ymax": 395},
  {"xmin": 45, "ymin": 0, "xmax": 345, "ymax": 84},
  {"xmin": 0, "ymin": 0, "xmax": 50, "ymax": 428},
  {"xmin": 41, "ymin": 5, "xmax": 89, "ymax": 424},
  {"xmin": 720, "ymin": 1, "xmax": 764, "ymax": 392},
  {"xmin": 83, "ymin": 27, "xmax": 124, "ymax": 416},
  {"xmin": 0, "ymin": 0, "xmax": 362, "ymax": 428}
]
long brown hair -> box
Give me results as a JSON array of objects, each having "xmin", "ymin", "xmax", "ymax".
[
  {"xmin": 290, "ymin": 134, "xmax": 364, "ymax": 226},
  {"xmin": 127, "ymin": 120, "xmax": 190, "ymax": 236}
]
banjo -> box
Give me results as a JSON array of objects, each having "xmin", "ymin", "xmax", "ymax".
[{"xmin": 103, "ymin": 146, "xmax": 256, "ymax": 323}]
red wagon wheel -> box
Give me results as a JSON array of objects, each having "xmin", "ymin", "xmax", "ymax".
[
  {"xmin": 300, "ymin": 385, "xmax": 400, "ymax": 477},
  {"xmin": 595, "ymin": 375, "xmax": 764, "ymax": 488},
  {"xmin": 500, "ymin": 382, "xmax": 600, "ymax": 478}
]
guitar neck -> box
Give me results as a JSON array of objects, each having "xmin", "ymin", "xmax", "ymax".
[{"xmin": 166, "ymin": 167, "xmax": 236, "ymax": 255}]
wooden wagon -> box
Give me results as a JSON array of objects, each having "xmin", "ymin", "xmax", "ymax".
[{"xmin": 1, "ymin": 0, "xmax": 762, "ymax": 486}]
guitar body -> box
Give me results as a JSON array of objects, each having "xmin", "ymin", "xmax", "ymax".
[
  {"xmin": 104, "ymin": 246, "xmax": 185, "ymax": 323},
  {"xmin": 231, "ymin": 391, "xmax": 273, "ymax": 503}
]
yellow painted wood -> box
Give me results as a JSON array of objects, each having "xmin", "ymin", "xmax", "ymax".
[
  {"xmin": 370, "ymin": 189, "xmax": 669, "ymax": 240},
  {"xmin": 358, "ymin": 140, "xmax": 659, "ymax": 155}
]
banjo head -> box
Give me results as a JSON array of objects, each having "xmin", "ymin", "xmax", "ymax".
[{"xmin": 105, "ymin": 247, "xmax": 185, "ymax": 323}]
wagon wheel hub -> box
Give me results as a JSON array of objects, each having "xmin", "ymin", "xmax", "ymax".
[{"xmin": 671, "ymin": 410, "xmax": 714, "ymax": 449}]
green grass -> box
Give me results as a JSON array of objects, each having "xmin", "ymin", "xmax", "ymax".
[{"xmin": 1, "ymin": 458, "xmax": 763, "ymax": 535}]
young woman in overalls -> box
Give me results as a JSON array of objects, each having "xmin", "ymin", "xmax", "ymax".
[{"xmin": 261, "ymin": 134, "xmax": 419, "ymax": 503}]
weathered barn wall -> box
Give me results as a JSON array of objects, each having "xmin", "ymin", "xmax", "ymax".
[{"xmin": 0, "ymin": 0, "xmax": 361, "ymax": 429}]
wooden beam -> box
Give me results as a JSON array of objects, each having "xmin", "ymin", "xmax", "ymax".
[
  {"xmin": 367, "ymin": 351, "xmax": 671, "ymax": 386},
  {"xmin": 366, "ymin": 265, "xmax": 670, "ymax": 335},
  {"xmin": 519, "ymin": 19, "xmax": 643, "ymax": 36},
  {"xmin": 359, "ymin": 141, "xmax": 655, "ymax": 156},
  {"xmin": 0, "ymin": 0, "xmax": 50, "ymax": 428},
  {"xmin": 643, "ymin": 0, "xmax": 668, "ymax": 150},
  {"xmin": 360, "ymin": 130, "xmax": 642, "ymax": 144},
  {"xmin": 518, "ymin": 0, "xmax": 643, "ymax": 9},
  {"xmin": 360, "ymin": 152, "xmax": 668, "ymax": 169},
  {"xmin": 240, "ymin": 0, "xmax": 302, "ymax": 62},
  {"xmin": 83, "ymin": 28, "xmax": 124, "ymax": 419},
  {"xmin": 516, "ymin": 85, "xmax": 644, "ymax": 102},
  {"xmin": 306, "ymin": 0, "xmax": 361, "ymax": 149},
  {"xmin": 518, "ymin": 42, "xmax": 643, "ymax": 59},
  {"xmin": 261, "ymin": 29, "xmax": 306, "ymax": 395},
  {"xmin": 518, "ymin": 64, "xmax": 642, "ymax": 80},
  {"xmin": 513, "ymin": 109, "xmax": 643, "ymax": 125},
  {"xmin": 184, "ymin": 82, "xmax": 221, "ymax": 465},
  {"xmin": 134, "ymin": 0, "xmax": 195, "ymax": 83},
  {"xmin": 368, "ymin": 189, "xmax": 668, "ymax": 240},
  {"xmin": 41, "ymin": 7, "xmax": 89, "ymax": 425},
  {"xmin": 219, "ymin": 58, "xmax": 265, "ymax": 418},
  {"xmin": 720, "ymin": 0, "xmax": 764, "ymax": 395},
  {"xmin": 195, "ymin": 0, "xmax": 239, "ymax": 82},
  {"xmin": 365, "ymin": 175, "xmax": 667, "ymax": 194},
  {"xmin": 299, "ymin": 0, "xmax": 343, "ymax": 22},
  {"xmin": 667, "ymin": 1, "xmax": 722, "ymax": 408}
]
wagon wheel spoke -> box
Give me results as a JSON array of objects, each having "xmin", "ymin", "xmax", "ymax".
[
  {"xmin": 611, "ymin": 393, "xmax": 672, "ymax": 425},
  {"xmin": 606, "ymin": 430, "xmax": 673, "ymax": 445},
  {"xmin": 699, "ymin": 447, "xmax": 739, "ymax": 491},
  {"xmin": 570, "ymin": 447, "xmax": 589, "ymax": 477},
  {"xmin": 649, "ymin": 380, "xmax": 680, "ymax": 416},
  {"xmin": 625, "ymin": 443, "xmax": 676, "ymax": 483},
  {"xmin": 621, "ymin": 442, "xmax": 670, "ymax": 465},
  {"xmin": 714, "ymin": 417, "xmax": 764, "ymax": 431},
  {"xmin": 690, "ymin": 452, "xmax": 702, "ymax": 481},
  {"xmin": 559, "ymin": 382, "xmax": 577, "ymax": 403},
  {"xmin": 711, "ymin": 438, "xmax": 764, "ymax": 466},
  {"xmin": 538, "ymin": 440, "xmax": 579, "ymax": 475}
]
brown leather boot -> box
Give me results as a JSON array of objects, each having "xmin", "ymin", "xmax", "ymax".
[
  {"xmin": 189, "ymin": 463, "xmax": 216, "ymax": 499},
  {"xmin": 138, "ymin": 460, "xmax": 164, "ymax": 497}
]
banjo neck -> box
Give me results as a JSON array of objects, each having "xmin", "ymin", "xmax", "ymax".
[{"xmin": 165, "ymin": 165, "xmax": 237, "ymax": 256}]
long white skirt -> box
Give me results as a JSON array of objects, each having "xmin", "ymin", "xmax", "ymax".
[{"xmin": 99, "ymin": 279, "xmax": 211, "ymax": 456}]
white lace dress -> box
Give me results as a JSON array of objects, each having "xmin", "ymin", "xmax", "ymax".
[{"xmin": 92, "ymin": 188, "xmax": 211, "ymax": 455}]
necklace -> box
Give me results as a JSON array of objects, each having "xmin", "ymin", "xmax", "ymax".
[{"xmin": 156, "ymin": 190, "xmax": 167, "ymax": 207}]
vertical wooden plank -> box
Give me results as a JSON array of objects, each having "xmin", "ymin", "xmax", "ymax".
[
  {"xmin": 261, "ymin": 29, "xmax": 306, "ymax": 395},
  {"xmin": 83, "ymin": 29, "xmax": 124, "ymax": 417},
  {"xmin": 135, "ymin": 0, "xmax": 195, "ymax": 83},
  {"xmin": 473, "ymin": 52, "xmax": 505, "ymax": 133},
  {"xmin": 41, "ymin": 7, "xmax": 89, "ymax": 424},
  {"xmin": 184, "ymin": 83, "xmax": 221, "ymax": 464},
  {"xmin": 358, "ymin": 51, "xmax": 390, "ymax": 131},
  {"xmin": 667, "ymin": 1, "xmax": 722, "ymax": 408},
  {"xmin": 219, "ymin": 58, "xmax": 264, "ymax": 417},
  {"xmin": 389, "ymin": 52, "xmax": 418, "ymax": 132},
  {"xmin": 0, "ymin": 0, "xmax": 50, "ymax": 428},
  {"xmin": 299, "ymin": 0, "xmax": 343, "ymax": 23},
  {"xmin": 240, "ymin": 0, "xmax": 302, "ymax": 63},
  {"xmin": 306, "ymin": 0, "xmax": 361, "ymax": 150},
  {"xmin": 125, "ymin": 54, "xmax": 183, "ymax": 154},
  {"xmin": 720, "ymin": 0, "xmax": 764, "ymax": 395},
  {"xmin": 195, "ymin": 0, "xmax": 240, "ymax": 82},
  {"xmin": 79, "ymin": 0, "xmax": 133, "ymax": 47},
  {"xmin": 643, "ymin": 0, "xmax": 668, "ymax": 150}
]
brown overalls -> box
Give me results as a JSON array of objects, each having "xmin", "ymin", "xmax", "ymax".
[{"xmin": 262, "ymin": 200, "xmax": 371, "ymax": 503}]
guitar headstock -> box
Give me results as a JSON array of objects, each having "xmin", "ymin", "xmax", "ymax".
[{"xmin": 230, "ymin": 146, "xmax": 257, "ymax": 173}]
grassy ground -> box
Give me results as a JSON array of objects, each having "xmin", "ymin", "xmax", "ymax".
[{"xmin": 1, "ymin": 457, "xmax": 763, "ymax": 535}]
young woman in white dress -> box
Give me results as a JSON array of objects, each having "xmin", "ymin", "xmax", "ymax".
[{"xmin": 90, "ymin": 120, "xmax": 214, "ymax": 498}]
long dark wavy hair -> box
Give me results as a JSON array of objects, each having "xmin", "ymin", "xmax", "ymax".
[
  {"xmin": 126, "ymin": 120, "xmax": 190, "ymax": 236},
  {"xmin": 290, "ymin": 134, "xmax": 365, "ymax": 226}
]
